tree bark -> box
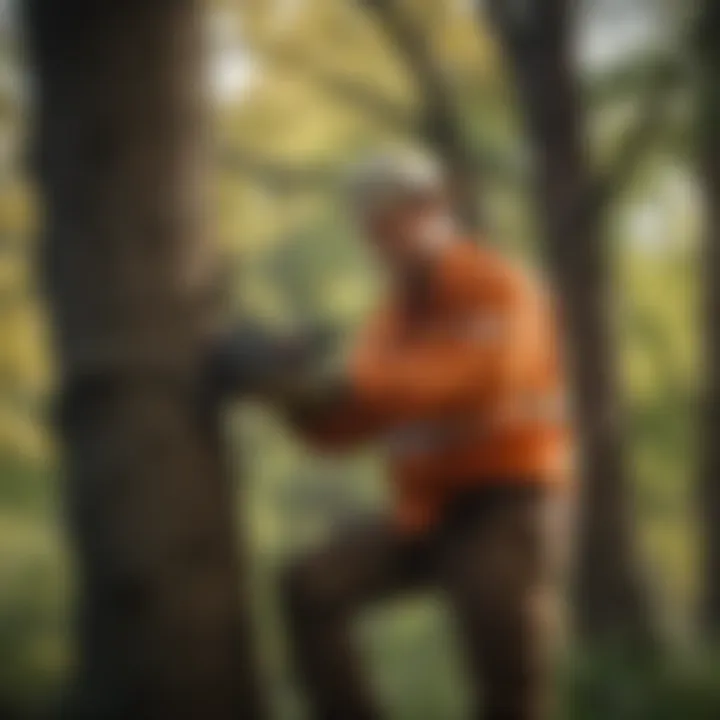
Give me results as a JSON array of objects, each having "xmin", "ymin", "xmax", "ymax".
[
  {"xmin": 697, "ymin": 0, "xmax": 720, "ymax": 635},
  {"xmin": 486, "ymin": 0, "xmax": 654, "ymax": 643},
  {"xmin": 25, "ymin": 1, "xmax": 266, "ymax": 717}
]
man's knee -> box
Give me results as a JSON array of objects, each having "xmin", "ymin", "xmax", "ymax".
[{"xmin": 281, "ymin": 555, "xmax": 349, "ymax": 623}]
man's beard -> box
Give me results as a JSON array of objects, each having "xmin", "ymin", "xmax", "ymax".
[{"xmin": 414, "ymin": 214, "xmax": 455, "ymax": 255}]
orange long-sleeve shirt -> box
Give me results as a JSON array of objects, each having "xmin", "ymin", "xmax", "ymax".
[{"xmin": 298, "ymin": 240, "xmax": 572, "ymax": 533}]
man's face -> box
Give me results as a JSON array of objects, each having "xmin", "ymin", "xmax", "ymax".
[{"xmin": 359, "ymin": 193, "xmax": 452, "ymax": 277}]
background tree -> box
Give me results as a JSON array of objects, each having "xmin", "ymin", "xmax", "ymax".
[
  {"xmin": 484, "ymin": 0, "xmax": 682, "ymax": 644},
  {"xmin": 24, "ymin": 1, "xmax": 265, "ymax": 717}
]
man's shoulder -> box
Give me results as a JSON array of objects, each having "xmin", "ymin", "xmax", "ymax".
[{"xmin": 442, "ymin": 239, "xmax": 545, "ymax": 304}]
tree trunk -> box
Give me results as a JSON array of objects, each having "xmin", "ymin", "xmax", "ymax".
[
  {"xmin": 486, "ymin": 0, "xmax": 654, "ymax": 643},
  {"xmin": 25, "ymin": 1, "xmax": 266, "ymax": 717},
  {"xmin": 697, "ymin": 0, "xmax": 720, "ymax": 635}
]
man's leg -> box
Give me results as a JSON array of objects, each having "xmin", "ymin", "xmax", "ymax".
[
  {"xmin": 281, "ymin": 517, "xmax": 433, "ymax": 720},
  {"xmin": 440, "ymin": 486, "xmax": 569, "ymax": 720}
]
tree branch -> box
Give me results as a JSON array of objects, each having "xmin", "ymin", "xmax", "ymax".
[
  {"xmin": 258, "ymin": 44, "xmax": 419, "ymax": 136},
  {"xmin": 487, "ymin": 0, "xmax": 680, "ymax": 230},
  {"xmin": 579, "ymin": 52, "xmax": 685, "ymax": 226},
  {"xmin": 262, "ymin": 41, "xmax": 527, "ymax": 189},
  {"xmin": 220, "ymin": 147, "xmax": 338, "ymax": 192},
  {"xmin": 221, "ymin": 142, "xmax": 527, "ymax": 196},
  {"xmin": 357, "ymin": 0, "xmax": 481, "ymax": 226},
  {"xmin": 586, "ymin": 51, "xmax": 682, "ymax": 108},
  {"xmin": 588, "ymin": 85, "xmax": 676, "ymax": 218},
  {"xmin": 358, "ymin": 0, "xmax": 458, "ymax": 143}
]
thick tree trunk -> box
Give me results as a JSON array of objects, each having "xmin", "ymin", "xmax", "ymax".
[
  {"xmin": 486, "ymin": 0, "xmax": 653, "ymax": 643},
  {"xmin": 697, "ymin": 0, "xmax": 720, "ymax": 635},
  {"xmin": 25, "ymin": 1, "xmax": 266, "ymax": 717}
]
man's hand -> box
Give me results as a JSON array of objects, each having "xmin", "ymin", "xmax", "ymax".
[
  {"xmin": 207, "ymin": 320, "xmax": 335, "ymax": 399},
  {"xmin": 270, "ymin": 366, "xmax": 352, "ymax": 424}
]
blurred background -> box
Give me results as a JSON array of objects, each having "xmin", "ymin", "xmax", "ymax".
[{"xmin": 0, "ymin": 0, "xmax": 717, "ymax": 717}]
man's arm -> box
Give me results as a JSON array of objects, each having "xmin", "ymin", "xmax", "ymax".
[{"xmin": 271, "ymin": 365, "xmax": 383, "ymax": 451}]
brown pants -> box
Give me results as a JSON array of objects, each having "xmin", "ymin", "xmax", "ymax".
[{"xmin": 282, "ymin": 484, "xmax": 568, "ymax": 720}]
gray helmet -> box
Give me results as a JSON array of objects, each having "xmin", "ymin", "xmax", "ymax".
[{"xmin": 346, "ymin": 149, "xmax": 445, "ymax": 216}]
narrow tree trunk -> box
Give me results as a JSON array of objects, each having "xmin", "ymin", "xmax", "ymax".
[
  {"xmin": 25, "ymin": 1, "xmax": 266, "ymax": 717},
  {"xmin": 697, "ymin": 0, "xmax": 720, "ymax": 635},
  {"xmin": 486, "ymin": 0, "xmax": 653, "ymax": 643}
]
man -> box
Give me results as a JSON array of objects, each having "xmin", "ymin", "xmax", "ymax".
[{"xmin": 228, "ymin": 151, "xmax": 572, "ymax": 720}]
